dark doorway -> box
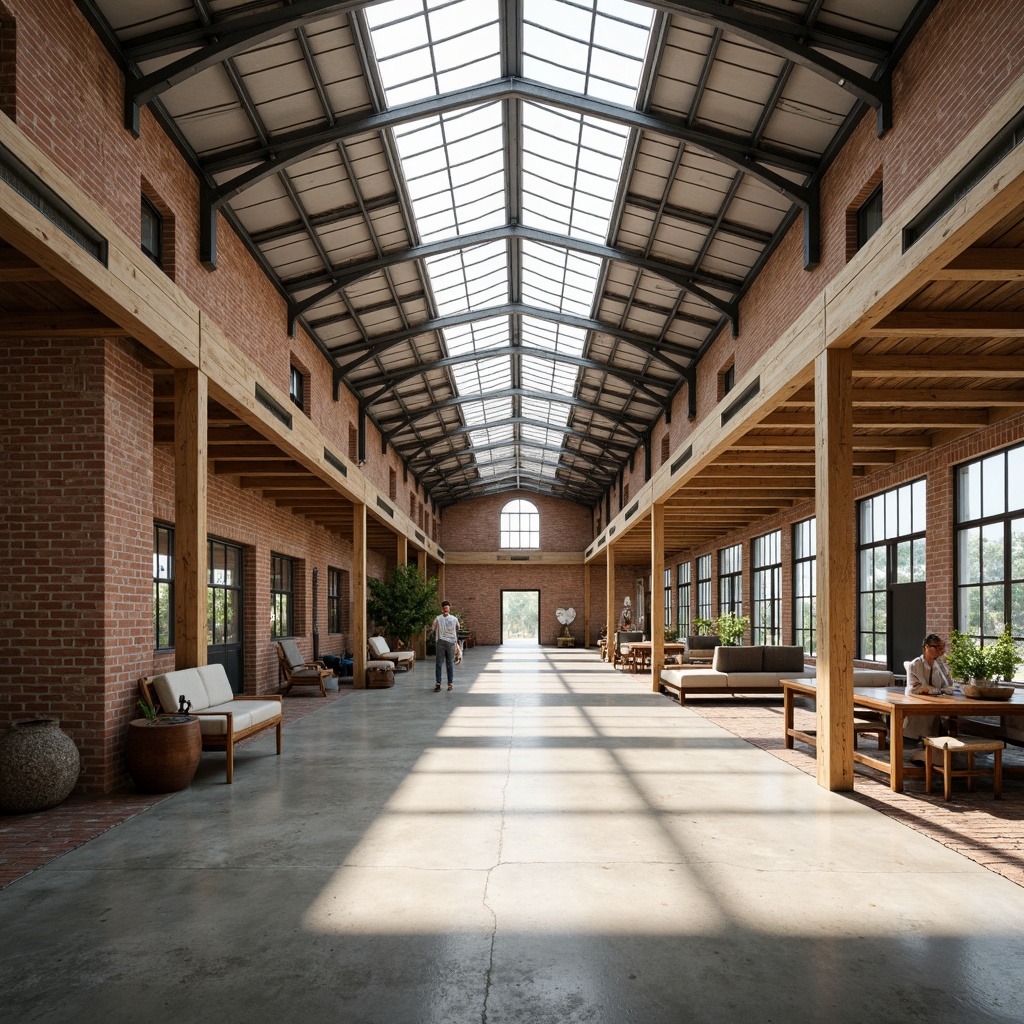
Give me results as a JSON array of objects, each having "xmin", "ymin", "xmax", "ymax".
[
  {"xmin": 208, "ymin": 538, "xmax": 244, "ymax": 693},
  {"xmin": 889, "ymin": 581, "xmax": 926, "ymax": 676}
]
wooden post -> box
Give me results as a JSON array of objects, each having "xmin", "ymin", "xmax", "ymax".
[
  {"xmin": 397, "ymin": 533, "xmax": 408, "ymax": 568},
  {"xmin": 815, "ymin": 347, "xmax": 855, "ymax": 790},
  {"xmin": 353, "ymin": 503, "xmax": 367, "ymax": 688},
  {"xmin": 583, "ymin": 561, "xmax": 591, "ymax": 648},
  {"xmin": 606, "ymin": 545, "xmax": 615, "ymax": 662},
  {"xmin": 651, "ymin": 505, "xmax": 665, "ymax": 691},
  {"xmin": 174, "ymin": 368, "xmax": 207, "ymax": 671}
]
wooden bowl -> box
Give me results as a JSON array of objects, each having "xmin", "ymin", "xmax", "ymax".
[{"xmin": 961, "ymin": 683, "xmax": 1015, "ymax": 700}]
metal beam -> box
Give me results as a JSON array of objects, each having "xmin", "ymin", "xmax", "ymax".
[
  {"xmin": 380, "ymin": 388, "xmax": 648, "ymax": 444},
  {"xmin": 287, "ymin": 223, "xmax": 741, "ymax": 327},
  {"xmin": 329, "ymin": 303, "xmax": 698, "ymax": 378},
  {"xmin": 360, "ymin": 346, "xmax": 672, "ymax": 411}
]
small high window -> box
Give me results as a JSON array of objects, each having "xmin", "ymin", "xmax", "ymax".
[
  {"xmin": 857, "ymin": 183, "xmax": 883, "ymax": 251},
  {"xmin": 141, "ymin": 195, "xmax": 162, "ymax": 267},
  {"xmin": 289, "ymin": 365, "xmax": 304, "ymax": 411},
  {"xmin": 500, "ymin": 499, "xmax": 539, "ymax": 549}
]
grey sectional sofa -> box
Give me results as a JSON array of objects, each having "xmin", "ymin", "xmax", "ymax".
[{"xmin": 659, "ymin": 644, "xmax": 894, "ymax": 703}]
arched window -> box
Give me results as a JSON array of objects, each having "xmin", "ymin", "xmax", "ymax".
[{"xmin": 500, "ymin": 499, "xmax": 539, "ymax": 549}]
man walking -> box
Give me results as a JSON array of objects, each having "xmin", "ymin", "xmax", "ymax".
[{"xmin": 431, "ymin": 600, "xmax": 460, "ymax": 692}]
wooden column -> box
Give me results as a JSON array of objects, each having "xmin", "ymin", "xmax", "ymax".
[
  {"xmin": 650, "ymin": 505, "xmax": 665, "ymax": 691},
  {"xmin": 583, "ymin": 561, "xmax": 591, "ymax": 648},
  {"xmin": 173, "ymin": 368, "xmax": 207, "ymax": 671},
  {"xmin": 352, "ymin": 503, "xmax": 367, "ymax": 688},
  {"xmin": 397, "ymin": 533, "xmax": 408, "ymax": 568},
  {"xmin": 815, "ymin": 347, "xmax": 855, "ymax": 790},
  {"xmin": 417, "ymin": 548, "xmax": 428, "ymax": 658},
  {"xmin": 606, "ymin": 545, "xmax": 615, "ymax": 658}
]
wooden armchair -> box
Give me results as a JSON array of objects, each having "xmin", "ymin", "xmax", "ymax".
[{"xmin": 276, "ymin": 638, "xmax": 330, "ymax": 697}]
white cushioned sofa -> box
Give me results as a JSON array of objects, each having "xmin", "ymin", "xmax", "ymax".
[
  {"xmin": 139, "ymin": 664, "xmax": 283, "ymax": 783},
  {"xmin": 659, "ymin": 645, "xmax": 894, "ymax": 703}
]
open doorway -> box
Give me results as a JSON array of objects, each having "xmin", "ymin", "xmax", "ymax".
[{"xmin": 502, "ymin": 590, "xmax": 539, "ymax": 644}]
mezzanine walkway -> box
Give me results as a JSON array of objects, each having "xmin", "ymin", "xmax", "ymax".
[{"xmin": 1, "ymin": 645, "xmax": 1023, "ymax": 1023}]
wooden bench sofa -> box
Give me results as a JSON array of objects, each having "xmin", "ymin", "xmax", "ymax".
[
  {"xmin": 659, "ymin": 644, "xmax": 894, "ymax": 704},
  {"xmin": 139, "ymin": 664, "xmax": 283, "ymax": 784}
]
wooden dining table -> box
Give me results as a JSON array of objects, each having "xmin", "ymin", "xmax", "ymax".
[
  {"xmin": 621, "ymin": 640, "xmax": 688, "ymax": 673},
  {"xmin": 781, "ymin": 678, "xmax": 1024, "ymax": 792}
]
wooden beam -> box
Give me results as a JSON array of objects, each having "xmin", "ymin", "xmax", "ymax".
[
  {"xmin": 864, "ymin": 311, "xmax": 1024, "ymax": 337},
  {"xmin": 851, "ymin": 388, "xmax": 1024, "ymax": 406},
  {"xmin": 0, "ymin": 249, "xmax": 53, "ymax": 281},
  {"xmin": 353, "ymin": 504, "xmax": 367, "ymax": 689},
  {"xmin": 651, "ymin": 503, "xmax": 665, "ymax": 692},
  {"xmin": 174, "ymin": 369, "xmax": 208, "ymax": 671},
  {"xmin": 852, "ymin": 354, "xmax": 1024, "ymax": 377},
  {"xmin": 0, "ymin": 312, "xmax": 131, "ymax": 336},
  {"xmin": 932, "ymin": 246, "xmax": 1024, "ymax": 280},
  {"xmin": 214, "ymin": 460, "xmax": 305, "ymax": 475},
  {"xmin": 815, "ymin": 349, "xmax": 854, "ymax": 792}
]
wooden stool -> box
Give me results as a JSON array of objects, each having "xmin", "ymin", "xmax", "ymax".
[
  {"xmin": 852, "ymin": 719, "xmax": 888, "ymax": 750},
  {"xmin": 922, "ymin": 735, "xmax": 1004, "ymax": 800}
]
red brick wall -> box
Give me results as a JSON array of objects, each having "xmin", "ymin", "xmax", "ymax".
[{"xmin": 441, "ymin": 491, "xmax": 591, "ymax": 552}]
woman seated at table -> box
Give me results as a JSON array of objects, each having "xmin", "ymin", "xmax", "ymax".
[{"xmin": 903, "ymin": 632, "xmax": 955, "ymax": 743}]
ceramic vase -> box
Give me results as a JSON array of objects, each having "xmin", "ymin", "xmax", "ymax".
[{"xmin": 0, "ymin": 718, "xmax": 81, "ymax": 813}]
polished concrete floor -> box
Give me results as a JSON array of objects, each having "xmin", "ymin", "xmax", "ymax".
[{"xmin": 2, "ymin": 644, "xmax": 1023, "ymax": 1023}]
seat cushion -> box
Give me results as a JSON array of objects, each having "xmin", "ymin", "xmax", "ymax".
[
  {"xmin": 199, "ymin": 699, "xmax": 282, "ymax": 738},
  {"xmin": 762, "ymin": 646, "xmax": 805, "ymax": 674},
  {"xmin": 152, "ymin": 668, "xmax": 210, "ymax": 713},
  {"xmin": 279, "ymin": 637, "xmax": 304, "ymax": 670},
  {"xmin": 368, "ymin": 636, "xmax": 390, "ymax": 657},
  {"xmin": 713, "ymin": 646, "xmax": 763, "ymax": 673},
  {"xmin": 198, "ymin": 663, "xmax": 235, "ymax": 705}
]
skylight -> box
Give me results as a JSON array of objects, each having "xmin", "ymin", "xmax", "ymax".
[{"xmin": 365, "ymin": 0, "xmax": 653, "ymax": 491}]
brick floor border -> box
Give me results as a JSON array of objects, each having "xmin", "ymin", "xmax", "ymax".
[{"xmin": 0, "ymin": 687, "xmax": 352, "ymax": 890}]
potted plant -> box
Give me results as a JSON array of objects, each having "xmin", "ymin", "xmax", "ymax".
[
  {"xmin": 984, "ymin": 627, "xmax": 1023, "ymax": 683},
  {"xmin": 692, "ymin": 617, "xmax": 714, "ymax": 636},
  {"xmin": 946, "ymin": 629, "xmax": 989, "ymax": 683},
  {"xmin": 713, "ymin": 611, "xmax": 750, "ymax": 646},
  {"xmin": 366, "ymin": 564, "xmax": 439, "ymax": 651}
]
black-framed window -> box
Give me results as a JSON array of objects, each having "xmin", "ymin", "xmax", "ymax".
[
  {"xmin": 208, "ymin": 539, "xmax": 241, "ymax": 646},
  {"xmin": 153, "ymin": 523, "xmax": 174, "ymax": 650},
  {"xmin": 856, "ymin": 182, "xmax": 883, "ymax": 250},
  {"xmin": 328, "ymin": 567, "xmax": 342, "ymax": 634},
  {"xmin": 793, "ymin": 517, "xmax": 817, "ymax": 656},
  {"xmin": 955, "ymin": 442, "xmax": 1024, "ymax": 658},
  {"xmin": 141, "ymin": 195, "xmax": 162, "ymax": 267},
  {"xmin": 696, "ymin": 553, "xmax": 713, "ymax": 621},
  {"xmin": 663, "ymin": 568, "xmax": 672, "ymax": 629},
  {"xmin": 676, "ymin": 561, "xmax": 690, "ymax": 639},
  {"xmin": 271, "ymin": 553, "xmax": 294, "ymax": 639},
  {"xmin": 718, "ymin": 543, "xmax": 743, "ymax": 616},
  {"xmin": 500, "ymin": 498, "xmax": 539, "ymax": 548},
  {"xmin": 722, "ymin": 364, "xmax": 735, "ymax": 395},
  {"xmin": 751, "ymin": 530, "xmax": 781, "ymax": 645},
  {"xmin": 289, "ymin": 365, "xmax": 304, "ymax": 411},
  {"xmin": 857, "ymin": 479, "xmax": 926, "ymax": 662}
]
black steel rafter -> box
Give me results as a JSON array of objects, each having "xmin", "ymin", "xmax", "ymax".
[
  {"xmin": 286, "ymin": 223, "xmax": 741, "ymax": 329},
  {"xmin": 329, "ymin": 304, "xmax": 698, "ymax": 378},
  {"xmin": 359, "ymin": 346, "xmax": 673, "ymax": 411}
]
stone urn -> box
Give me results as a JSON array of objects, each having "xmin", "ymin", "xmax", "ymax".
[
  {"xmin": 125, "ymin": 716, "xmax": 202, "ymax": 793},
  {"xmin": 0, "ymin": 718, "xmax": 81, "ymax": 813}
]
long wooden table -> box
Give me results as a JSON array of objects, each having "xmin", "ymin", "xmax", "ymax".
[
  {"xmin": 782, "ymin": 678, "xmax": 1024, "ymax": 792},
  {"xmin": 621, "ymin": 640, "xmax": 688, "ymax": 673}
]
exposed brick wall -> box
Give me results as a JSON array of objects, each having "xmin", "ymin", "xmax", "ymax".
[{"xmin": 441, "ymin": 491, "xmax": 591, "ymax": 552}]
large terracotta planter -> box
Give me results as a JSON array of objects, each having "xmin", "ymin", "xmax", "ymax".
[
  {"xmin": 0, "ymin": 718, "xmax": 81, "ymax": 813},
  {"xmin": 125, "ymin": 716, "xmax": 202, "ymax": 793}
]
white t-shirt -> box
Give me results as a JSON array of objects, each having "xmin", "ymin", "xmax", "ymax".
[{"xmin": 433, "ymin": 613, "xmax": 459, "ymax": 644}]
